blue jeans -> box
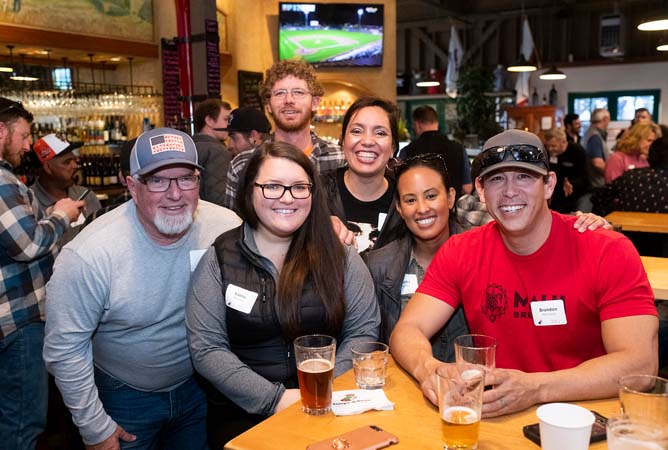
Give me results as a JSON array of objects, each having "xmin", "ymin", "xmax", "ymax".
[
  {"xmin": 94, "ymin": 369, "xmax": 209, "ymax": 450},
  {"xmin": 0, "ymin": 322, "xmax": 48, "ymax": 450}
]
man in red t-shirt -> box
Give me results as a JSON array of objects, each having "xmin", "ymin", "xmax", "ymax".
[{"xmin": 390, "ymin": 129, "xmax": 658, "ymax": 418}]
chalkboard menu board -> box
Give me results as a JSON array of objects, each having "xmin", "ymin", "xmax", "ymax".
[
  {"xmin": 238, "ymin": 71, "xmax": 263, "ymax": 109},
  {"xmin": 161, "ymin": 38, "xmax": 181, "ymax": 129},
  {"xmin": 205, "ymin": 19, "xmax": 221, "ymax": 98}
]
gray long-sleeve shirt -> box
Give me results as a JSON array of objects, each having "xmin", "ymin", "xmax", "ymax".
[
  {"xmin": 186, "ymin": 228, "xmax": 380, "ymax": 416},
  {"xmin": 43, "ymin": 200, "xmax": 241, "ymax": 445}
]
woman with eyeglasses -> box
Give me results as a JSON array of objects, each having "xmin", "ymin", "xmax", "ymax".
[
  {"xmin": 185, "ymin": 141, "xmax": 379, "ymax": 447},
  {"xmin": 321, "ymin": 96, "xmax": 402, "ymax": 252},
  {"xmin": 364, "ymin": 153, "xmax": 468, "ymax": 361}
]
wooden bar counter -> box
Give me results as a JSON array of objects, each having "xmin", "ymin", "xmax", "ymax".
[
  {"xmin": 642, "ymin": 256, "xmax": 668, "ymax": 301},
  {"xmin": 225, "ymin": 357, "xmax": 619, "ymax": 450},
  {"xmin": 605, "ymin": 211, "xmax": 668, "ymax": 234}
]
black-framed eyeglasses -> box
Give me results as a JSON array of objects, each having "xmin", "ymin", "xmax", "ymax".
[
  {"xmin": 0, "ymin": 101, "xmax": 25, "ymax": 116},
  {"xmin": 478, "ymin": 144, "xmax": 547, "ymax": 170},
  {"xmin": 254, "ymin": 182, "xmax": 313, "ymax": 199},
  {"xmin": 140, "ymin": 175, "xmax": 200, "ymax": 192}
]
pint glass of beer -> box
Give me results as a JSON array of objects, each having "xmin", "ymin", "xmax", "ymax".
[
  {"xmin": 294, "ymin": 334, "xmax": 336, "ymax": 415},
  {"xmin": 437, "ymin": 364, "xmax": 484, "ymax": 450}
]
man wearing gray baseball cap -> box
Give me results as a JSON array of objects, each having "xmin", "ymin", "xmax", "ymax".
[
  {"xmin": 391, "ymin": 129, "xmax": 657, "ymax": 418},
  {"xmin": 44, "ymin": 127, "xmax": 241, "ymax": 450}
]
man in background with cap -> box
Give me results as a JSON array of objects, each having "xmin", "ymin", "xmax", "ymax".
[
  {"xmin": 0, "ymin": 98, "xmax": 83, "ymax": 449},
  {"xmin": 192, "ymin": 99, "xmax": 232, "ymax": 206},
  {"xmin": 225, "ymin": 107, "xmax": 271, "ymax": 156},
  {"xmin": 391, "ymin": 129, "xmax": 657, "ymax": 417},
  {"xmin": 44, "ymin": 127, "xmax": 241, "ymax": 450},
  {"xmin": 30, "ymin": 133, "xmax": 102, "ymax": 244}
]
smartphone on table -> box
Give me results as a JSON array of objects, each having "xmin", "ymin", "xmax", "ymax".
[
  {"xmin": 523, "ymin": 410, "xmax": 608, "ymax": 446},
  {"xmin": 306, "ymin": 425, "xmax": 399, "ymax": 450}
]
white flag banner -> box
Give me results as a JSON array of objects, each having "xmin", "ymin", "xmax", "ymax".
[
  {"xmin": 445, "ymin": 25, "xmax": 464, "ymax": 98},
  {"xmin": 515, "ymin": 17, "xmax": 535, "ymax": 106}
]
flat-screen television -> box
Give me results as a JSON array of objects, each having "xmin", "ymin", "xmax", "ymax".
[{"xmin": 279, "ymin": 3, "xmax": 384, "ymax": 67}]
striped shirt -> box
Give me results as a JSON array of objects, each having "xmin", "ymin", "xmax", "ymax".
[
  {"xmin": 223, "ymin": 131, "xmax": 346, "ymax": 211},
  {"xmin": 0, "ymin": 160, "xmax": 69, "ymax": 339}
]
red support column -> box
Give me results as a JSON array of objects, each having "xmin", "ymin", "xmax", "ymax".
[{"xmin": 175, "ymin": 0, "xmax": 194, "ymax": 134}]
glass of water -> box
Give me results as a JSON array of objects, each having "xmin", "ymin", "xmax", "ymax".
[
  {"xmin": 607, "ymin": 415, "xmax": 668, "ymax": 450},
  {"xmin": 351, "ymin": 342, "xmax": 389, "ymax": 389}
]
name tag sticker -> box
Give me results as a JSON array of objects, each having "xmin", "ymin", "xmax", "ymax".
[
  {"xmin": 531, "ymin": 300, "xmax": 567, "ymax": 326},
  {"xmin": 400, "ymin": 274, "xmax": 419, "ymax": 296},
  {"xmin": 189, "ymin": 249, "xmax": 207, "ymax": 272},
  {"xmin": 225, "ymin": 284, "xmax": 258, "ymax": 314}
]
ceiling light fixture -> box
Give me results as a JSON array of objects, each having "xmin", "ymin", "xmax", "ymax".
[
  {"xmin": 539, "ymin": 3, "xmax": 567, "ymax": 81},
  {"xmin": 638, "ymin": 15, "xmax": 668, "ymax": 31},
  {"xmin": 416, "ymin": 81, "xmax": 440, "ymax": 87},
  {"xmin": 10, "ymin": 52, "xmax": 39, "ymax": 82},
  {"xmin": 658, "ymin": 42, "xmax": 668, "ymax": 51},
  {"xmin": 507, "ymin": 54, "xmax": 537, "ymax": 72},
  {"xmin": 1, "ymin": 45, "xmax": 14, "ymax": 73},
  {"xmin": 539, "ymin": 65, "xmax": 567, "ymax": 80}
]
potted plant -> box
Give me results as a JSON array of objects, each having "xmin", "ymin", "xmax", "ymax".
[{"xmin": 454, "ymin": 65, "xmax": 503, "ymax": 145}]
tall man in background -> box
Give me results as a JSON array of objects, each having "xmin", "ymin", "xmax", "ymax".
[
  {"xmin": 0, "ymin": 98, "xmax": 83, "ymax": 450},
  {"xmin": 581, "ymin": 108, "xmax": 611, "ymax": 211},
  {"xmin": 563, "ymin": 113, "xmax": 581, "ymax": 145},
  {"xmin": 400, "ymin": 105, "xmax": 472, "ymax": 197},
  {"xmin": 192, "ymin": 99, "xmax": 232, "ymax": 206},
  {"xmin": 223, "ymin": 59, "xmax": 346, "ymax": 211}
]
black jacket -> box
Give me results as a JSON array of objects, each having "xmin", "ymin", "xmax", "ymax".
[
  {"xmin": 363, "ymin": 231, "xmax": 469, "ymax": 362},
  {"xmin": 212, "ymin": 226, "xmax": 337, "ymax": 387}
]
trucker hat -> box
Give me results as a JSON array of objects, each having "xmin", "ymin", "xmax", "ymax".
[
  {"xmin": 222, "ymin": 107, "xmax": 271, "ymax": 133},
  {"xmin": 476, "ymin": 129, "xmax": 549, "ymax": 178},
  {"xmin": 33, "ymin": 134, "xmax": 83, "ymax": 164},
  {"xmin": 130, "ymin": 128, "xmax": 203, "ymax": 176}
]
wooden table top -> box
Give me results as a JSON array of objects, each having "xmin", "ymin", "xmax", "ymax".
[
  {"xmin": 225, "ymin": 358, "xmax": 620, "ymax": 450},
  {"xmin": 642, "ymin": 256, "xmax": 668, "ymax": 301},
  {"xmin": 605, "ymin": 211, "xmax": 668, "ymax": 234}
]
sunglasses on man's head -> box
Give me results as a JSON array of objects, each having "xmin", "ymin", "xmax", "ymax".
[
  {"xmin": 0, "ymin": 101, "xmax": 26, "ymax": 116},
  {"xmin": 478, "ymin": 144, "xmax": 547, "ymax": 170}
]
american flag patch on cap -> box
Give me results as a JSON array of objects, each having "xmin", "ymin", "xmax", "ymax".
[{"xmin": 150, "ymin": 134, "xmax": 186, "ymax": 154}]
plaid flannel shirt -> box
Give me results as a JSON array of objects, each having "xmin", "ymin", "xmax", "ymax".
[
  {"xmin": 223, "ymin": 131, "xmax": 346, "ymax": 211},
  {"xmin": 0, "ymin": 160, "xmax": 68, "ymax": 339}
]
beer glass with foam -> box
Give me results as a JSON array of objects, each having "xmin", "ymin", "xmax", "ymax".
[
  {"xmin": 294, "ymin": 334, "xmax": 336, "ymax": 415},
  {"xmin": 437, "ymin": 364, "xmax": 484, "ymax": 450}
]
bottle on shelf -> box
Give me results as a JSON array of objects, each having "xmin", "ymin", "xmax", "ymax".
[{"xmin": 549, "ymin": 84, "xmax": 558, "ymax": 106}]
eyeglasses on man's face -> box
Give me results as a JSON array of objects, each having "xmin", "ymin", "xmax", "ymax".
[
  {"xmin": 254, "ymin": 182, "xmax": 313, "ymax": 200},
  {"xmin": 140, "ymin": 174, "xmax": 200, "ymax": 192},
  {"xmin": 271, "ymin": 88, "xmax": 311, "ymax": 100}
]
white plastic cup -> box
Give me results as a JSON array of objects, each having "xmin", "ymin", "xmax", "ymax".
[{"xmin": 536, "ymin": 403, "xmax": 595, "ymax": 450}]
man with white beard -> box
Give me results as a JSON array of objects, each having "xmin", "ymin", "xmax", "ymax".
[{"xmin": 43, "ymin": 128, "xmax": 241, "ymax": 450}]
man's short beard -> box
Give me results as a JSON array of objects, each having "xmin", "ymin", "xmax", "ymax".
[
  {"xmin": 153, "ymin": 206, "xmax": 195, "ymax": 236},
  {"xmin": 273, "ymin": 109, "xmax": 314, "ymax": 133}
]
